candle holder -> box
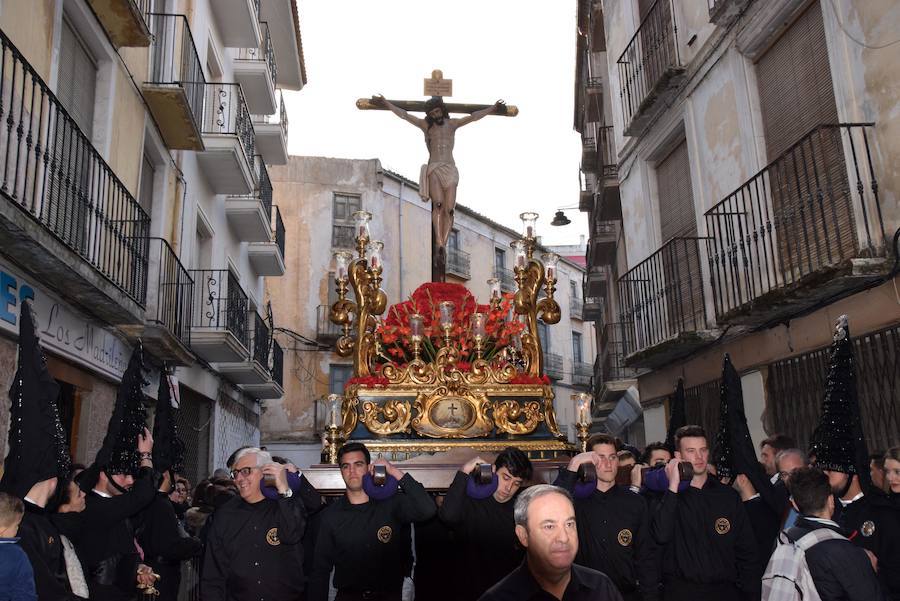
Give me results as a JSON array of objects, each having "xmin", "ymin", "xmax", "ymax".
[
  {"xmin": 572, "ymin": 392, "xmax": 593, "ymax": 452},
  {"xmin": 487, "ymin": 277, "xmax": 502, "ymax": 311},
  {"xmin": 352, "ymin": 210, "xmax": 372, "ymax": 258},
  {"xmin": 439, "ymin": 301, "xmax": 455, "ymax": 347},
  {"xmin": 409, "ymin": 313, "xmax": 424, "ymax": 361},
  {"xmin": 471, "ymin": 312, "xmax": 487, "ymax": 359},
  {"xmin": 520, "ymin": 211, "xmax": 539, "ymax": 241},
  {"xmin": 325, "ymin": 393, "xmax": 346, "ymax": 464}
]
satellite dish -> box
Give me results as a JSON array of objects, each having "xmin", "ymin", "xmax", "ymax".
[{"xmin": 604, "ymin": 386, "xmax": 642, "ymax": 435}]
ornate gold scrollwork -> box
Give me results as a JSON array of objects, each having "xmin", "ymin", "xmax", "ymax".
[
  {"xmin": 492, "ymin": 399, "xmax": 543, "ymax": 435},
  {"xmin": 340, "ymin": 396, "xmax": 359, "ymax": 437},
  {"xmin": 411, "ymin": 387, "xmax": 495, "ymax": 439},
  {"xmin": 361, "ymin": 399, "xmax": 412, "ymax": 436}
]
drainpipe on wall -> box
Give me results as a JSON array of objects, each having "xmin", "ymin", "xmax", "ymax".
[{"xmin": 398, "ymin": 179, "xmax": 404, "ymax": 297}]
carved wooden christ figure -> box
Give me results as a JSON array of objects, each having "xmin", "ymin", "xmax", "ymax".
[{"xmin": 358, "ymin": 71, "xmax": 517, "ymax": 281}]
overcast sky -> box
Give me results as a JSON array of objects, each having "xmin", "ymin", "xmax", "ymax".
[{"xmin": 283, "ymin": 0, "xmax": 586, "ymax": 246}]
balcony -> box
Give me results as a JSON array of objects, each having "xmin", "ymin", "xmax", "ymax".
[
  {"xmin": 581, "ymin": 137, "xmax": 598, "ymax": 174},
  {"xmin": 252, "ymin": 90, "xmax": 288, "ymax": 165},
  {"xmin": 0, "ymin": 30, "xmax": 149, "ymax": 326},
  {"xmin": 579, "ymin": 172, "xmax": 595, "ymax": 212},
  {"xmin": 233, "ymin": 21, "xmax": 277, "ymax": 115},
  {"xmin": 217, "ymin": 312, "xmax": 271, "ymax": 385},
  {"xmin": 242, "ymin": 338, "xmax": 284, "ymax": 399},
  {"xmin": 447, "ymin": 247, "xmax": 471, "ymax": 279},
  {"xmin": 211, "ymin": 0, "xmax": 261, "ymax": 48},
  {"xmin": 570, "ymin": 296, "xmax": 584, "ymax": 320},
  {"xmin": 588, "ymin": 220, "xmax": 618, "ymax": 266},
  {"xmin": 618, "ymin": 237, "xmax": 717, "ymax": 368},
  {"xmin": 585, "ymin": 264, "xmax": 612, "ymax": 301},
  {"xmin": 544, "ymin": 352, "xmax": 564, "ymax": 380},
  {"xmin": 87, "ymin": 0, "xmax": 151, "ymax": 47},
  {"xmin": 143, "ymin": 14, "xmax": 205, "ymax": 151},
  {"xmin": 189, "ymin": 269, "xmax": 250, "ymax": 362},
  {"xmin": 595, "ymin": 125, "xmax": 622, "ymax": 221},
  {"xmin": 248, "ymin": 205, "xmax": 286, "ymax": 276},
  {"xmin": 583, "ymin": 294, "xmax": 605, "ymax": 321},
  {"xmin": 494, "ymin": 266, "xmax": 516, "ymax": 292},
  {"xmin": 227, "ymin": 155, "xmax": 273, "ymax": 242},
  {"xmin": 573, "ymin": 362, "xmax": 593, "ymax": 387},
  {"xmin": 316, "ymin": 304, "xmax": 342, "ymax": 343},
  {"xmin": 197, "ymin": 83, "xmax": 257, "ymax": 195},
  {"xmin": 119, "ymin": 239, "xmax": 194, "ymax": 365},
  {"xmin": 708, "ymin": 0, "xmax": 753, "ymax": 26},
  {"xmin": 704, "ymin": 123, "xmax": 888, "ymax": 326},
  {"xmin": 617, "ymin": 0, "xmax": 685, "ymax": 136},
  {"xmin": 596, "ymin": 322, "xmax": 640, "ymax": 405}
]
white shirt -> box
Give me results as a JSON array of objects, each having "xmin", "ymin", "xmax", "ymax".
[
  {"xmin": 839, "ymin": 492, "xmax": 864, "ymax": 508},
  {"xmin": 92, "ymin": 488, "xmax": 112, "ymax": 499}
]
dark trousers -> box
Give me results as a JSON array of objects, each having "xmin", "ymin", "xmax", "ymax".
[
  {"xmin": 663, "ymin": 578, "xmax": 740, "ymax": 601},
  {"xmin": 335, "ymin": 590, "xmax": 402, "ymax": 601}
]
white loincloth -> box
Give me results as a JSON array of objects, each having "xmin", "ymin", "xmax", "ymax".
[{"xmin": 419, "ymin": 162, "xmax": 459, "ymax": 202}]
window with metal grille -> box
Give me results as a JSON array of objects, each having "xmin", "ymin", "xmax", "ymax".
[
  {"xmin": 329, "ymin": 364, "xmax": 353, "ymax": 395},
  {"xmin": 572, "ymin": 332, "xmax": 583, "ymax": 364},
  {"xmin": 332, "ymin": 193, "xmax": 361, "ymax": 249},
  {"xmin": 58, "ymin": 18, "xmax": 97, "ymax": 137}
]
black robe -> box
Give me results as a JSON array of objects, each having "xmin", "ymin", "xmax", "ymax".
[
  {"xmin": 135, "ymin": 492, "xmax": 202, "ymax": 601},
  {"xmin": 17, "ymin": 501, "xmax": 81, "ymax": 601}
]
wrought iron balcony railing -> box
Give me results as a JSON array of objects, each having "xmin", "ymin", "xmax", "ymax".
[
  {"xmin": 271, "ymin": 338, "xmax": 283, "ymax": 388},
  {"xmin": 252, "ymin": 89, "xmax": 288, "ymax": 140},
  {"xmin": 190, "ymin": 269, "xmax": 250, "ymax": 349},
  {"xmin": 317, "ymin": 304, "xmax": 342, "ymax": 342},
  {"xmin": 494, "ymin": 266, "xmax": 516, "ymax": 292},
  {"xmin": 573, "ymin": 361, "xmax": 593, "ymax": 387},
  {"xmin": 241, "ymin": 154, "xmax": 273, "ymax": 215},
  {"xmin": 447, "ymin": 247, "xmax": 471, "ymax": 279},
  {"xmin": 599, "ymin": 322, "xmax": 639, "ymax": 384},
  {"xmin": 146, "ymin": 238, "xmax": 193, "ymax": 347},
  {"xmin": 250, "ymin": 311, "xmax": 271, "ymax": 369},
  {"xmin": 199, "ymin": 83, "xmax": 256, "ymax": 168},
  {"xmin": 617, "ymin": 0, "xmax": 681, "ymax": 129},
  {"xmin": 545, "ymin": 352, "xmax": 565, "ymax": 380},
  {"xmin": 146, "ymin": 13, "xmax": 205, "ymax": 127},
  {"xmin": 0, "ymin": 30, "xmax": 150, "ymax": 305},
  {"xmin": 570, "ymin": 296, "xmax": 584, "ymax": 320},
  {"xmin": 273, "ymin": 204, "xmax": 285, "ymax": 258},
  {"xmin": 618, "ymin": 237, "xmax": 708, "ymax": 358},
  {"xmin": 235, "ymin": 21, "xmax": 277, "ymax": 85},
  {"xmin": 704, "ymin": 124, "xmax": 885, "ymax": 322}
]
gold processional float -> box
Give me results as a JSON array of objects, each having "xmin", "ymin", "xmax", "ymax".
[{"xmin": 314, "ymin": 210, "xmax": 596, "ymax": 477}]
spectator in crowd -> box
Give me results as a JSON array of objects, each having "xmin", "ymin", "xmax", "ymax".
[
  {"xmin": 0, "ymin": 492, "xmax": 37, "ymax": 601},
  {"xmin": 885, "ymin": 447, "xmax": 900, "ymax": 508}
]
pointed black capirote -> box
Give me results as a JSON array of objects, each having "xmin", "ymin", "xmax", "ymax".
[
  {"xmin": 664, "ymin": 378, "xmax": 686, "ymax": 451},
  {"xmin": 712, "ymin": 354, "xmax": 758, "ymax": 480},
  {"xmin": 152, "ymin": 367, "xmax": 185, "ymax": 476},
  {"xmin": 0, "ymin": 300, "xmax": 71, "ymax": 498}
]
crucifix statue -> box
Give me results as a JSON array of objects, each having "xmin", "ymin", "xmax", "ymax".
[{"xmin": 358, "ymin": 70, "xmax": 518, "ymax": 281}]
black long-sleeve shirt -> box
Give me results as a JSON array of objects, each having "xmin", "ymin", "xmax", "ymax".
[
  {"xmin": 308, "ymin": 473, "xmax": 436, "ymax": 601},
  {"xmin": 478, "ymin": 562, "xmax": 625, "ymax": 601},
  {"xmin": 555, "ymin": 470, "xmax": 660, "ymax": 601},
  {"xmin": 74, "ymin": 467, "xmax": 157, "ymax": 601},
  {"xmin": 17, "ymin": 502, "xmax": 81, "ymax": 601},
  {"xmin": 650, "ymin": 478, "xmax": 759, "ymax": 600},
  {"xmin": 136, "ymin": 492, "xmax": 202, "ymax": 601},
  {"xmin": 834, "ymin": 494, "xmax": 900, "ymax": 600},
  {"xmin": 438, "ymin": 471, "xmax": 523, "ymax": 600},
  {"xmin": 200, "ymin": 492, "xmax": 307, "ymax": 601}
]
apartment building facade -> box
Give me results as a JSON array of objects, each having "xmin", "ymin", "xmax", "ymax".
[
  {"xmin": 262, "ymin": 156, "xmax": 596, "ymax": 467},
  {"xmin": 0, "ymin": 0, "xmax": 304, "ymax": 483},
  {"xmin": 579, "ymin": 0, "xmax": 899, "ymax": 450}
]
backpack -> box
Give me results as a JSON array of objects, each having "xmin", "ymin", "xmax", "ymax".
[{"xmin": 762, "ymin": 527, "xmax": 846, "ymax": 601}]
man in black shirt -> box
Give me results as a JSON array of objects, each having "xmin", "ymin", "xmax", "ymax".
[
  {"xmin": 478, "ymin": 484, "xmax": 623, "ymax": 601},
  {"xmin": 201, "ymin": 447, "xmax": 307, "ymax": 601},
  {"xmin": 309, "ymin": 442, "xmax": 436, "ymax": 601},
  {"xmin": 651, "ymin": 425, "xmax": 758, "ymax": 601},
  {"xmin": 438, "ymin": 447, "xmax": 533, "ymax": 600},
  {"xmin": 555, "ymin": 435, "xmax": 659, "ymax": 601}
]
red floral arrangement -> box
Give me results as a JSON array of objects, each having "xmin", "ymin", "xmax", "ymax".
[{"xmin": 375, "ymin": 282, "xmax": 525, "ymax": 366}]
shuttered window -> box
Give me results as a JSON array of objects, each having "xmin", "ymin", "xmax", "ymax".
[
  {"xmin": 331, "ymin": 193, "xmax": 361, "ymax": 249},
  {"xmin": 756, "ymin": 0, "xmax": 855, "ymax": 277},
  {"xmin": 139, "ymin": 154, "xmax": 155, "ymax": 215},
  {"xmin": 57, "ymin": 19, "xmax": 97, "ymax": 137},
  {"xmin": 657, "ymin": 139, "xmax": 696, "ymax": 240}
]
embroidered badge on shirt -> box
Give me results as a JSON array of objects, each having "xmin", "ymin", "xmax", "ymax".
[
  {"xmin": 861, "ymin": 520, "xmax": 876, "ymax": 537},
  {"xmin": 377, "ymin": 526, "xmax": 393, "ymax": 543},
  {"xmin": 617, "ymin": 529, "xmax": 633, "ymax": 546},
  {"xmin": 266, "ymin": 528, "xmax": 280, "ymax": 546},
  {"xmin": 715, "ymin": 518, "xmax": 731, "ymax": 535}
]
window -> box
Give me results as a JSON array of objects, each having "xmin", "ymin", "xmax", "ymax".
[
  {"xmin": 537, "ymin": 322, "xmax": 550, "ymax": 356},
  {"xmin": 494, "ymin": 248, "xmax": 506, "ymax": 271},
  {"xmin": 139, "ymin": 153, "xmax": 155, "ymax": 215},
  {"xmin": 332, "ymin": 193, "xmax": 361, "ymax": 249},
  {"xmin": 572, "ymin": 331, "xmax": 583, "ymax": 364},
  {"xmin": 448, "ymin": 230, "xmax": 460, "ymax": 251},
  {"xmin": 570, "ymin": 279, "xmax": 578, "ymax": 299},
  {"xmin": 58, "ymin": 18, "xmax": 97, "ymax": 136},
  {"xmin": 329, "ymin": 364, "xmax": 353, "ymax": 395}
]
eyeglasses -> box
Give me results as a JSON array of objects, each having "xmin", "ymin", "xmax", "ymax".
[{"xmin": 230, "ymin": 466, "xmax": 259, "ymax": 480}]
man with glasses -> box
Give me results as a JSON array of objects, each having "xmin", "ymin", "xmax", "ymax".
[{"xmin": 201, "ymin": 447, "xmax": 307, "ymax": 601}]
